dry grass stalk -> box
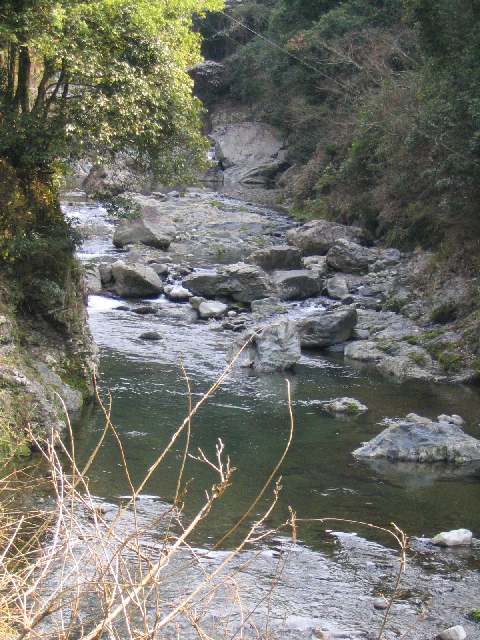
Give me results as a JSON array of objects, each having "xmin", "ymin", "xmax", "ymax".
[{"xmin": 0, "ymin": 344, "xmax": 410, "ymax": 639}]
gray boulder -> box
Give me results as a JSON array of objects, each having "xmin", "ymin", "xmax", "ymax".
[
  {"xmin": 198, "ymin": 301, "xmax": 228, "ymax": 320},
  {"xmin": 111, "ymin": 261, "xmax": 164, "ymax": 298},
  {"xmin": 326, "ymin": 239, "xmax": 374, "ymax": 274},
  {"xmin": 232, "ymin": 320, "xmax": 301, "ymax": 373},
  {"xmin": 436, "ymin": 626, "xmax": 467, "ymax": 640},
  {"xmin": 189, "ymin": 296, "xmax": 206, "ymax": 310},
  {"xmin": 297, "ymin": 307, "xmax": 358, "ymax": 348},
  {"xmin": 432, "ymin": 529, "xmax": 472, "ymax": 547},
  {"xmin": 184, "ymin": 263, "xmax": 271, "ymax": 303},
  {"xmin": 287, "ymin": 220, "xmax": 365, "ymax": 256},
  {"xmin": 164, "ymin": 284, "xmax": 192, "ymax": 301},
  {"xmin": 183, "ymin": 271, "xmax": 222, "ymax": 298},
  {"xmin": 84, "ymin": 265, "xmax": 103, "ymax": 295},
  {"xmin": 98, "ymin": 262, "xmax": 113, "ymax": 285},
  {"xmin": 302, "ymin": 255, "xmax": 328, "ymax": 275},
  {"xmin": 113, "ymin": 218, "xmax": 172, "ymax": 250},
  {"xmin": 326, "ymin": 274, "xmax": 350, "ymax": 301},
  {"xmin": 353, "ymin": 416, "xmax": 480, "ymax": 463},
  {"xmin": 273, "ymin": 269, "xmax": 323, "ymax": 300},
  {"xmin": 248, "ymin": 246, "xmax": 302, "ymax": 271}
]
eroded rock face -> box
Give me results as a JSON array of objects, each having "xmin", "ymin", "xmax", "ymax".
[
  {"xmin": 111, "ymin": 261, "xmax": 164, "ymax": 298},
  {"xmin": 326, "ymin": 239, "xmax": 375, "ymax": 274},
  {"xmin": 113, "ymin": 219, "xmax": 172, "ymax": 250},
  {"xmin": 211, "ymin": 122, "xmax": 287, "ymax": 185},
  {"xmin": 353, "ymin": 417, "xmax": 480, "ymax": 463},
  {"xmin": 248, "ymin": 246, "xmax": 303, "ymax": 271},
  {"xmin": 297, "ymin": 307, "xmax": 357, "ymax": 348},
  {"xmin": 232, "ymin": 319, "xmax": 301, "ymax": 372},
  {"xmin": 273, "ymin": 269, "xmax": 323, "ymax": 301},
  {"xmin": 287, "ymin": 220, "xmax": 365, "ymax": 256}
]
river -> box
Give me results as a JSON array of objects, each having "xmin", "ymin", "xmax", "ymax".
[{"xmin": 61, "ymin": 190, "xmax": 480, "ymax": 639}]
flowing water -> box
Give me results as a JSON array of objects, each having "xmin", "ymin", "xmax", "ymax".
[{"xmin": 61, "ymin": 192, "xmax": 480, "ymax": 638}]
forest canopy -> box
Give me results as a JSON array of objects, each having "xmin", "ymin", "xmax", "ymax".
[{"xmin": 0, "ymin": 0, "xmax": 222, "ymax": 177}]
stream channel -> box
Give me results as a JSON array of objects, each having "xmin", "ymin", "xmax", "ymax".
[{"xmin": 63, "ymin": 189, "xmax": 480, "ymax": 640}]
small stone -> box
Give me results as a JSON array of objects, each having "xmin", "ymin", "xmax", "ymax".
[
  {"xmin": 323, "ymin": 397, "xmax": 368, "ymax": 416},
  {"xmin": 436, "ymin": 625, "xmax": 467, "ymax": 640},
  {"xmin": 164, "ymin": 284, "xmax": 192, "ymax": 301},
  {"xmin": 432, "ymin": 529, "xmax": 472, "ymax": 547},
  {"xmin": 132, "ymin": 306, "xmax": 157, "ymax": 315},
  {"xmin": 115, "ymin": 305, "xmax": 130, "ymax": 311},
  {"xmin": 189, "ymin": 296, "xmax": 206, "ymax": 310},
  {"xmin": 198, "ymin": 301, "xmax": 228, "ymax": 320},
  {"xmin": 227, "ymin": 310, "xmax": 237, "ymax": 317},
  {"xmin": 139, "ymin": 331, "xmax": 162, "ymax": 341},
  {"xmin": 373, "ymin": 597, "xmax": 389, "ymax": 610}
]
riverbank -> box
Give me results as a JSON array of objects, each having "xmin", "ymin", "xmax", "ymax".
[{"xmin": 52, "ymin": 186, "xmax": 480, "ymax": 639}]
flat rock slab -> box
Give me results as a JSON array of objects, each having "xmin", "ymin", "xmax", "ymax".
[
  {"xmin": 353, "ymin": 418, "xmax": 480, "ymax": 463},
  {"xmin": 287, "ymin": 220, "xmax": 365, "ymax": 256}
]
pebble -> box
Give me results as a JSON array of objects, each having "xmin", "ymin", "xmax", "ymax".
[
  {"xmin": 139, "ymin": 332, "xmax": 162, "ymax": 341},
  {"xmin": 133, "ymin": 306, "xmax": 157, "ymax": 315},
  {"xmin": 373, "ymin": 597, "xmax": 389, "ymax": 610},
  {"xmin": 432, "ymin": 529, "xmax": 472, "ymax": 547},
  {"xmin": 436, "ymin": 625, "xmax": 467, "ymax": 640}
]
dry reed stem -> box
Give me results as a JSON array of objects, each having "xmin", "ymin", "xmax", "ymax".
[{"xmin": 0, "ymin": 343, "xmax": 412, "ymax": 640}]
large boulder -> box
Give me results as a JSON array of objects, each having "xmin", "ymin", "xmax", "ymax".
[
  {"xmin": 211, "ymin": 122, "xmax": 288, "ymax": 185},
  {"xmin": 326, "ymin": 239, "xmax": 375, "ymax": 274},
  {"xmin": 232, "ymin": 320, "xmax": 301, "ymax": 372},
  {"xmin": 353, "ymin": 416, "xmax": 480, "ymax": 463},
  {"xmin": 113, "ymin": 218, "xmax": 172, "ymax": 250},
  {"xmin": 184, "ymin": 263, "xmax": 271, "ymax": 303},
  {"xmin": 273, "ymin": 269, "xmax": 323, "ymax": 301},
  {"xmin": 182, "ymin": 271, "xmax": 223, "ymax": 298},
  {"xmin": 248, "ymin": 246, "xmax": 303, "ymax": 271},
  {"xmin": 111, "ymin": 261, "xmax": 164, "ymax": 298},
  {"xmin": 297, "ymin": 307, "xmax": 358, "ymax": 348},
  {"xmin": 287, "ymin": 220, "xmax": 365, "ymax": 256}
]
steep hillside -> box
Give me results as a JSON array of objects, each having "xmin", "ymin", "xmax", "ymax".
[{"xmin": 196, "ymin": 0, "xmax": 480, "ymax": 368}]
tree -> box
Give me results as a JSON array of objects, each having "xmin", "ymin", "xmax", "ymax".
[
  {"xmin": 0, "ymin": 0, "xmax": 222, "ymax": 177},
  {"xmin": 0, "ymin": 0, "xmax": 222, "ymax": 311}
]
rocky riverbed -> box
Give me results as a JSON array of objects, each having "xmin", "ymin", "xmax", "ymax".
[{"xmin": 61, "ymin": 187, "xmax": 480, "ymax": 639}]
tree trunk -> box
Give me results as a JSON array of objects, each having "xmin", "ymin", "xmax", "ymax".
[
  {"xmin": 13, "ymin": 46, "xmax": 32, "ymax": 113},
  {"xmin": 6, "ymin": 44, "xmax": 17, "ymax": 106}
]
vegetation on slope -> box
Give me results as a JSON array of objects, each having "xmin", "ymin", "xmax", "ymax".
[{"xmin": 201, "ymin": 0, "xmax": 480, "ymax": 267}]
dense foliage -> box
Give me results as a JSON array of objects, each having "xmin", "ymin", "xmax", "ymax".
[
  {"xmin": 0, "ymin": 0, "xmax": 221, "ymax": 314},
  {"xmin": 202, "ymin": 0, "xmax": 480, "ymax": 265}
]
